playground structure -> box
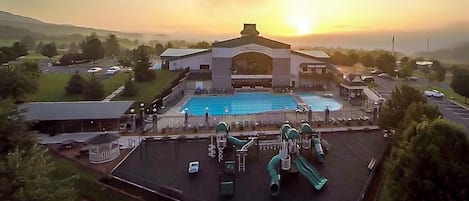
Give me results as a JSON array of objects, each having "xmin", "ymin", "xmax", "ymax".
[
  {"xmin": 208, "ymin": 121, "xmax": 328, "ymax": 197},
  {"xmin": 208, "ymin": 122, "xmax": 258, "ymax": 197},
  {"xmin": 268, "ymin": 122, "xmax": 329, "ymax": 196}
]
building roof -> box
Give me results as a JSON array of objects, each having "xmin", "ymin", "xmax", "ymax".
[
  {"xmin": 160, "ymin": 48, "xmax": 210, "ymax": 58},
  {"xmin": 85, "ymin": 133, "xmax": 120, "ymax": 145},
  {"xmin": 19, "ymin": 101, "xmax": 134, "ymax": 121},
  {"xmin": 213, "ymin": 35, "xmax": 290, "ymax": 49},
  {"xmin": 292, "ymin": 50, "xmax": 330, "ymax": 59}
]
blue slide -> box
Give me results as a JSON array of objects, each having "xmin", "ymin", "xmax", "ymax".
[
  {"xmin": 293, "ymin": 156, "xmax": 327, "ymax": 190},
  {"xmin": 267, "ymin": 154, "xmax": 281, "ymax": 196},
  {"xmin": 227, "ymin": 135, "xmax": 247, "ymax": 146}
]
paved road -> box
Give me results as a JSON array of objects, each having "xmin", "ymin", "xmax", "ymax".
[
  {"xmin": 368, "ymin": 74, "xmax": 469, "ymax": 132},
  {"xmin": 427, "ymin": 98, "xmax": 469, "ymax": 132}
]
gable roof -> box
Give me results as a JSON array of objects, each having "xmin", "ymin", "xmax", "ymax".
[
  {"xmin": 160, "ymin": 48, "xmax": 210, "ymax": 58},
  {"xmin": 213, "ymin": 36, "xmax": 290, "ymax": 49},
  {"xmin": 19, "ymin": 101, "xmax": 134, "ymax": 121},
  {"xmin": 85, "ymin": 133, "xmax": 120, "ymax": 145},
  {"xmin": 291, "ymin": 50, "xmax": 330, "ymax": 59}
]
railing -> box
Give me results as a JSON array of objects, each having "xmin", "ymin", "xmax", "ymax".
[{"xmin": 157, "ymin": 108, "xmax": 373, "ymax": 132}]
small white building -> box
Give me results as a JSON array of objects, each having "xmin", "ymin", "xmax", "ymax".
[{"xmin": 85, "ymin": 133, "xmax": 120, "ymax": 164}]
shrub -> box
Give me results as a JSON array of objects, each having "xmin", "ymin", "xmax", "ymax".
[
  {"xmin": 65, "ymin": 71, "xmax": 85, "ymax": 94},
  {"xmin": 178, "ymin": 135, "xmax": 187, "ymax": 141}
]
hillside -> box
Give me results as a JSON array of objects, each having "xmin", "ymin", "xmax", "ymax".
[
  {"xmin": 0, "ymin": 10, "xmax": 166, "ymax": 40},
  {"xmin": 0, "ymin": 11, "xmax": 43, "ymax": 24},
  {"xmin": 414, "ymin": 42, "xmax": 469, "ymax": 65},
  {"xmin": 0, "ymin": 25, "xmax": 45, "ymax": 39}
]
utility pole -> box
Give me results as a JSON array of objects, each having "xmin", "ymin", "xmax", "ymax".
[
  {"xmin": 426, "ymin": 38, "xmax": 430, "ymax": 61},
  {"xmin": 392, "ymin": 34, "xmax": 395, "ymax": 57}
]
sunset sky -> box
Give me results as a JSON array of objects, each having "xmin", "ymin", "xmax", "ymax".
[{"xmin": 1, "ymin": 0, "xmax": 468, "ymax": 37}]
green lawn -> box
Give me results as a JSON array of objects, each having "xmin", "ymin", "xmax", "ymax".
[
  {"xmin": 103, "ymin": 73, "xmax": 132, "ymax": 95},
  {"xmin": 27, "ymin": 73, "xmax": 129, "ymax": 102},
  {"xmin": 113, "ymin": 70, "xmax": 178, "ymax": 105},
  {"xmin": 49, "ymin": 156, "xmax": 136, "ymax": 201},
  {"xmin": 26, "ymin": 73, "xmax": 81, "ymax": 102}
]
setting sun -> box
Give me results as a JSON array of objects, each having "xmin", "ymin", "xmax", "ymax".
[
  {"xmin": 282, "ymin": 0, "xmax": 318, "ymax": 36},
  {"xmin": 288, "ymin": 15, "xmax": 315, "ymax": 36}
]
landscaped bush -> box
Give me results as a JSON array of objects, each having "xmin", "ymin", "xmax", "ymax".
[{"xmin": 178, "ymin": 135, "xmax": 187, "ymax": 141}]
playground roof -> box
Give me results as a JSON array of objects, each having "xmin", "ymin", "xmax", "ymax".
[
  {"xmin": 216, "ymin": 122, "xmax": 230, "ymax": 132},
  {"xmin": 280, "ymin": 124, "xmax": 292, "ymax": 135},
  {"xmin": 300, "ymin": 123, "xmax": 314, "ymax": 134},
  {"xmin": 286, "ymin": 128, "xmax": 301, "ymax": 139}
]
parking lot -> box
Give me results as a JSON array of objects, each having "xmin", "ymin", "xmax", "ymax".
[
  {"xmin": 39, "ymin": 58, "xmax": 120, "ymax": 75},
  {"xmin": 427, "ymin": 98, "xmax": 469, "ymax": 133}
]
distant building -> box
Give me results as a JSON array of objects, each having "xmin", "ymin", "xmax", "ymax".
[{"xmin": 160, "ymin": 24, "xmax": 339, "ymax": 90}]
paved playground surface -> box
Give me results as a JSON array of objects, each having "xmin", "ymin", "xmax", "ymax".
[{"xmin": 112, "ymin": 131, "xmax": 386, "ymax": 201}]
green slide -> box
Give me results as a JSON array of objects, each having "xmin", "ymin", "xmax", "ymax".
[
  {"xmin": 267, "ymin": 154, "xmax": 281, "ymax": 196},
  {"xmin": 293, "ymin": 156, "xmax": 327, "ymax": 190},
  {"xmin": 227, "ymin": 135, "xmax": 247, "ymax": 146}
]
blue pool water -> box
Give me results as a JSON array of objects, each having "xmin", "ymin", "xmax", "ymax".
[
  {"xmin": 299, "ymin": 93, "xmax": 343, "ymax": 111},
  {"xmin": 180, "ymin": 92, "xmax": 342, "ymax": 116}
]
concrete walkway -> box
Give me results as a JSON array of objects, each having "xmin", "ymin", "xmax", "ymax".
[{"xmin": 102, "ymin": 85, "xmax": 125, "ymax": 101}]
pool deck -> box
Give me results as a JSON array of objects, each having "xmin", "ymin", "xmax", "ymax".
[
  {"xmin": 154, "ymin": 88, "xmax": 362, "ymax": 132},
  {"xmin": 111, "ymin": 130, "xmax": 387, "ymax": 201}
]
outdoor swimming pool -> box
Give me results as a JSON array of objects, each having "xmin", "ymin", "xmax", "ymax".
[{"xmin": 180, "ymin": 92, "xmax": 342, "ymax": 116}]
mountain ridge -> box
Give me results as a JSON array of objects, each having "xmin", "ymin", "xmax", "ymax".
[{"xmin": 0, "ymin": 10, "xmax": 167, "ymax": 40}]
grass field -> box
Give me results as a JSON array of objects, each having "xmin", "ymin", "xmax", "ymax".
[
  {"xmin": 49, "ymin": 156, "xmax": 136, "ymax": 201},
  {"xmin": 27, "ymin": 73, "xmax": 129, "ymax": 102},
  {"xmin": 113, "ymin": 70, "xmax": 178, "ymax": 105}
]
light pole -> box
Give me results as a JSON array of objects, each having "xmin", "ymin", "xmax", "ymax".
[
  {"xmin": 152, "ymin": 107, "xmax": 157, "ymax": 133},
  {"xmin": 130, "ymin": 108, "xmax": 136, "ymax": 133},
  {"xmin": 184, "ymin": 108, "xmax": 189, "ymax": 127},
  {"xmin": 139, "ymin": 102, "xmax": 145, "ymax": 130},
  {"xmin": 205, "ymin": 107, "xmax": 209, "ymax": 128}
]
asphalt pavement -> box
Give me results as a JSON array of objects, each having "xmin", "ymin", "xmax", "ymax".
[{"xmin": 370, "ymin": 74, "xmax": 469, "ymax": 132}]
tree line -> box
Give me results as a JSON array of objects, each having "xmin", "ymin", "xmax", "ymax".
[
  {"xmin": 378, "ymin": 85, "xmax": 469, "ymax": 201},
  {"xmin": 0, "ymin": 61, "xmax": 77, "ymax": 200}
]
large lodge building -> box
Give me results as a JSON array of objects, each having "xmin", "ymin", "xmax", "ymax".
[{"xmin": 160, "ymin": 24, "xmax": 340, "ymax": 91}]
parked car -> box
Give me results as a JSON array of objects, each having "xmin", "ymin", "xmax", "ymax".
[
  {"xmin": 424, "ymin": 90, "xmax": 435, "ymax": 97},
  {"xmin": 106, "ymin": 66, "xmax": 120, "ymax": 75},
  {"xmin": 361, "ymin": 75, "xmax": 375, "ymax": 82},
  {"xmin": 121, "ymin": 67, "xmax": 133, "ymax": 73},
  {"xmin": 87, "ymin": 67, "xmax": 102, "ymax": 73},
  {"xmin": 377, "ymin": 73, "xmax": 390, "ymax": 79},
  {"xmin": 432, "ymin": 90, "xmax": 444, "ymax": 98},
  {"xmin": 188, "ymin": 161, "xmax": 199, "ymax": 174},
  {"xmin": 405, "ymin": 76, "xmax": 419, "ymax": 82},
  {"xmin": 424, "ymin": 90, "xmax": 444, "ymax": 98}
]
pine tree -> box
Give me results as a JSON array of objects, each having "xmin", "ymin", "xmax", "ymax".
[
  {"xmin": 83, "ymin": 75, "xmax": 104, "ymax": 100},
  {"xmin": 121, "ymin": 78, "xmax": 137, "ymax": 97},
  {"xmin": 65, "ymin": 71, "xmax": 85, "ymax": 94}
]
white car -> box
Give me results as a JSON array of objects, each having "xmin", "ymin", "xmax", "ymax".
[
  {"xmin": 87, "ymin": 67, "xmax": 102, "ymax": 73},
  {"xmin": 106, "ymin": 66, "xmax": 120, "ymax": 75},
  {"xmin": 432, "ymin": 90, "xmax": 444, "ymax": 98},
  {"xmin": 424, "ymin": 91, "xmax": 435, "ymax": 97},
  {"xmin": 424, "ymin": 90, "xmax": 444, "ymax": 98},
  {"xmin": 378, "ymin": 73, "xmax": 390, "ymax": 79},
  {"xmin": 188, "ymin": 161, "xmax": 199, "ymax": 174}
]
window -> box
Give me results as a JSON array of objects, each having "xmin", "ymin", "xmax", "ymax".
[
  {"xmin": 200, "ymin": 64, "xmax": 210, "ymax": 70},
  {"xmin": 302, "ymin": 67, "xmax": 308, "ymax": 72}
]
